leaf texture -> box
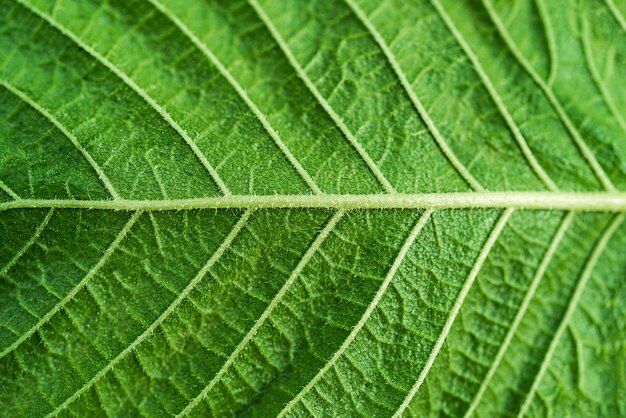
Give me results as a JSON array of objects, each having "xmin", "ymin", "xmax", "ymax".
[{"xmin": 0, "ymin": 0, "xmax": 625, "ymax": 417}]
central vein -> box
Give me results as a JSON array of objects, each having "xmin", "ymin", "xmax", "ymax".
[{"xmin": 1, "ymin": 192, "xmax": 626, "ymax": 211}]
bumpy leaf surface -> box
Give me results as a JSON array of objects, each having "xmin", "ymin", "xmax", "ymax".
[{"xmin": 0, "ymin": 0, "xmax": 625, "ymax": 417}]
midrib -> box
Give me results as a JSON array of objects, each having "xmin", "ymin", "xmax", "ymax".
[{"xmin": 1, "ymin": 192, "xmax": 626, "ymax": 211}]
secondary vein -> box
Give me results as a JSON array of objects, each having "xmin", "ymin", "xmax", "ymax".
[
  {"xmin": 482, "ymin": 0, "xmax": 617, "ymax": 192},
  {"xmin": 517, "ymin": 212, "xmax": 625, "ymax": 417},
  {"xmin": 277, "ymin": 208, "xmax": 433, "ymax": 417},
  {"xmin": 393, "ymin": 208, "xmax": 514, "ymax": 417},
  {"xmin": 0, "ymin": 79, "xmax": 120, "ymax": 200},
  {"xmin": 581, "ymin": 16, "xmax": 626, "ymax": 136},
  {"xmin": 431, "ymin": 0, "xmax": 558, "ymax": 192},
  {"xmin": 0, "ymin": 179, "xmax": 21, "ymax": 201},
  {"xmin": 45, "ymin": 209, "xmax": 252, "ymax": 417},
  {"xmin": 177, "ymin": 210, "xmax": 345, "ymax": 417},
  {"xmin": 463, "ymin": 211, "xmax": 574, "ymax": 417},
  {"xmin": 345, "ymin": 0, "xmax": 483, "ymax": 192},
  {"xmin": 0, "ymin": 208, "xmax": 54, "ymax": 278},
  {"xmin": 0, "ymin": 211, "xmax": 140, "ymax": 360},
  {"xmin": 248, "ymin": 0, "xmax": 396, "ymax": 194},
  {"xmin": 146, "ymin": 0, "xmax": 323, "ymax": 195},
  {"xmin": 605, "ymin": 0, "xmax": 626, "ymax": 30},
  {"xmin": 15, "ymin": 0, "xmax": 231, "ymax": 196}
]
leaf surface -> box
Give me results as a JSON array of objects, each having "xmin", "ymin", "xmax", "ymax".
[{"xmin": 0, "ymin": 0, "xmax": 625, "ymax": 417}]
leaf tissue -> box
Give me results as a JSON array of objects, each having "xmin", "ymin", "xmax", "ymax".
[{"xmin": 0, "ymin": 0, "xmax": 625, "ymax": 417}]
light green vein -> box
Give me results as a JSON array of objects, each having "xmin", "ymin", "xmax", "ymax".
[
  {"xmin": 247, "ymin": 0, "xmax": 396, "ymax": 194},
  {"xmin": 0, "ymin": 179, "xmax": 20, "ymax": 201},
  {"xmin": 0, "ymin": 208, "xmax": 54, "ymax": 278},
  {"xmin": 0, "ymin": 211, "xmax": 140, "ymax": 360},
  {"xmin": 46, "ymin": 210, "xmax": 252, "ymax": 417},
  {"xmin": 146, "ymin": 0, "xmax": 322, "ymax": 195},
  {"xmin": 1, "ymin": 192, "xmax": 626, "ymax": 212},
  {"xmin": 605, "ymin": 0, "xmax": 626, "ymax": 30},
  {"xmin": 0, "ymin": 79, "xmax": 120, "ymax": 200},
  {"xmin": 394, "ymin": 208, "xmax": 514, "ymax": 417},
  {"xmin": 177, "ymin": 209, "xmax": 345, "ymax": 417},
  {"xmin": 517, "ymin": 212, "xmax": 625, "ymax": 417},
  {"xmin": 431, "ymin": 0, "xmax": 558, "ymax": 192},
  {"xmin": 16, "ymin": 0, "xmax": 230, "ymax": 196},
  {"xmin": 277, "ymin": 208, "xmax": 433, "ymax": 417},
  {"xmin": 581, "ymin": 16, "xmax": 626, "ymax": 136},
  {"xmin": 464, "ymin": 211, "xmax": 574, "ymax": 417},
  {"xmin": 535, "ymin": 0, "xmax": 558, "ymax": 86},
  {"xmin": 567, "ymin": 324, "xmax": 585, "ymax": 392},
  {"xmin": 482, "ymin": 0, "xmax": 617, "ymax": 192},
  {"xmin": 345, "ymin": 0, "xmax": 483, "ymax": 192}
]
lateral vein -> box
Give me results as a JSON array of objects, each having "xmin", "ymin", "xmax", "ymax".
[
  {"xmin": 393, "ymin": 208, "xmax": 514, "ymax": 416},
  {"xmin": 177, "ymin": 210, "xmax": 345, "ymax": 417},
  {"xmin": 15, "ymin": 0, "xmax": 231, "ymax": 196},
  {"xmin": 464, "ymin": 211, "xmax": 574, "ymax": 417},
  {"xmin": 0, "ymin": 179, "xmax": 21, "ymax": 201},
  {"xmin": 146, "ymin": 0, "xmax": 323, "ymax": 195},
  {"xmin": 605, "ymin": 0, "xmax": 626, "ymax": 30},
  {"xmin": 581, "ymin": 16, "xmax": 626, "ymax": 136},
  {"xmin": 345, "ymin": 0, "xmax": 483, "ymax": 192},
  {"xmin": 0, "ymin": 211, "xmax": 140, "ymax": 360},
  {"xmin": 277, "ymin": 208, "xmax": 433, "ymax": 417},
  {"xmin": 0, "ymin": 79, "xmax": 120, "ymax": 200},
  {"xmin": 0, "ymin": 208, "xmax": 54, "ymax": 278},
  {"xmin": 46, "ymin": 210, "xmax": 252, "ymax": 417},
  {"xmin": 482, "ymin": 0, "xmax": 617, "ymax": 192},
  {"xmin": 247, "ymin": 0, "xmax": 396, "ymax": 194},
  {"xmin": 535, "ymin": 0, "xmax": 559, "ymax": 86},
  {"xmin": 431, "ymin": 0, "xmax": 557, "ymax": 192},
  {"xmin": 517, "ymin": 212, "xmax": 625, "ymax": 417}
]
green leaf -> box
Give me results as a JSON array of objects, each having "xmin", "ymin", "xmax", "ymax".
[{"xmin": 1, "ymin": 0, "xmax": 625, "ymax": 417}]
